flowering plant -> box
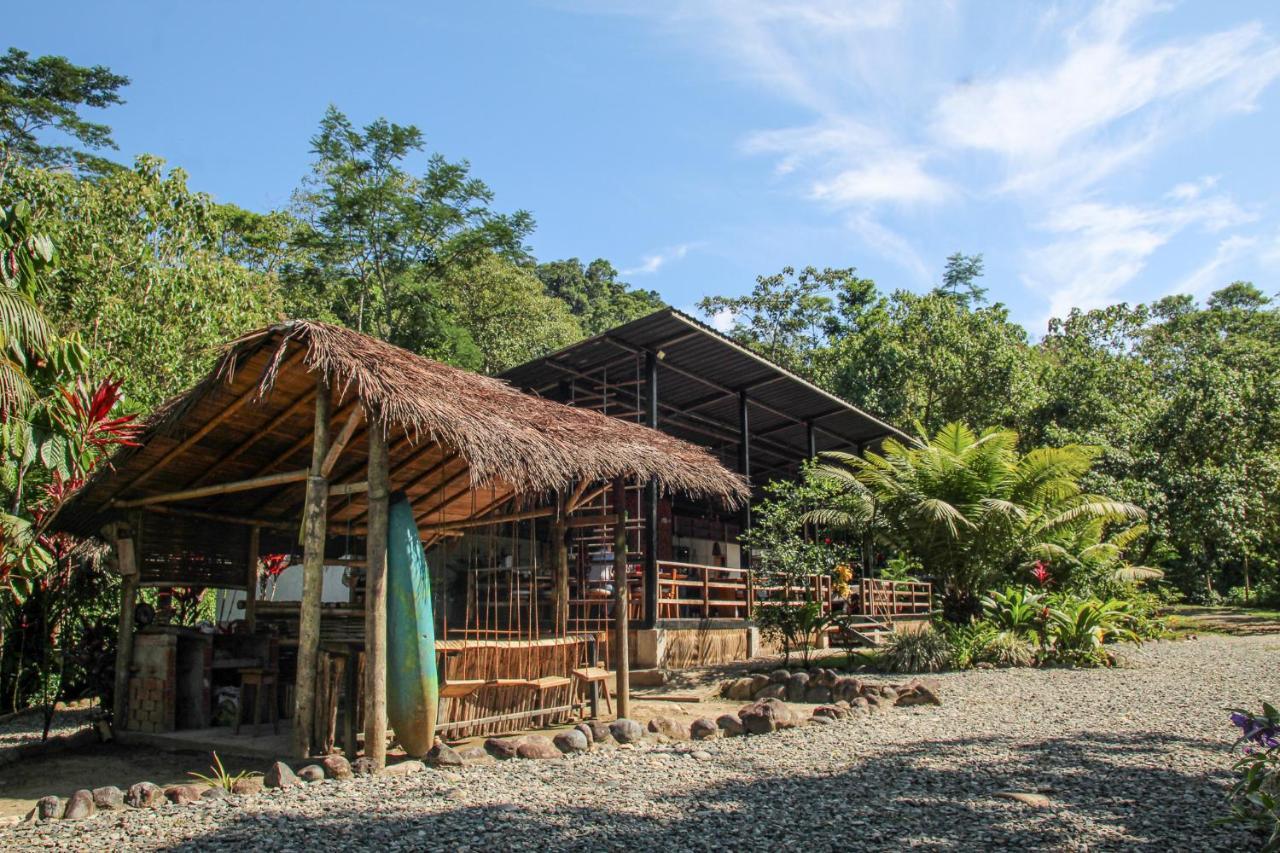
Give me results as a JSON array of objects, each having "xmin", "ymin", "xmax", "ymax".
[
  {"xmin": 257, "ymin": 553, "xmax": 290, "ymax": 600},
  {"xmin": 1029, "ymin": 561, "xmax": 1052, "ymax": 587},
  {"xmin": 1220, "ymin": 703, "xmax": 1280, "ymax": 850}
]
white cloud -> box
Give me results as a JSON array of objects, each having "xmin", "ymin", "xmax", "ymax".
[
  {"xmin": 1025, "ymin": 189, "xmax": 1256, "ymax": 321},
  {"xmin": 1169, "ymin": 234, "xmax": 1258, "ymax": 299},
  {"xmin": 708, "ymin": 308, "xmax": 736, "ymax": 332},
  {"xmin": 622, "ymin": 242, "xmax": 699, "ymax": 276},
  {"xmin": 934, "ymin": 3, "xmax": 1280, "ymax": 193},
  {"xmin": 845, "ymin": 212, "xmax": 932, "ymax": 284}
]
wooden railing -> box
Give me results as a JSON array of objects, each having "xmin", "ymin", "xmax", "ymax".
[
  {"xmin": 656, "ymin": 561, "xmax": 833, "ymax": 620},
  {"xmin": 857, "ymin": 578, "xmax": 933, "ymax": 621}
]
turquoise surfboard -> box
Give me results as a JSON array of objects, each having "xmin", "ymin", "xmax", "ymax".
[{"xmin": 386, "ymin": 494, "xmax": 438, "ymax": 756}]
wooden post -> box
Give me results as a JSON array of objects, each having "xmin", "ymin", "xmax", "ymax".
[
  {"xmin": 363, "ymin": 416, "xmax": 390, "ymax": 768},
  {"xmin": 111, "ymin": 521, "xmax": 140, "ymax": 730},
  {"xmin": 245, "ymin": 525, "xmax": 260, "ymax": 632},
  {"xmin": 612, "ymin": 477, "xmax": 630, "ymax": 720},
  {"xmin": 738, "ymin": 390, "xmax": 751, "ymax": 570},
  {"xmin": 552, "ymin": 492, "xmax": 569, "ymax": 635},
  {"xmin": 292, "ymin": 376, "xmax": 331, "ymax": 759}
]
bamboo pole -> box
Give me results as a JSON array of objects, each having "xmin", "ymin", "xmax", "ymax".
[
  {"xmin": 364, "ymin": 413, "xmax": 390, "ymax": 768},
  {"xmin": 293, "ymin": 375, "xmax": 331, "ymax": 759},
  {"xmin": 111, "ymin": 521, "xmax": 140, "ymax": 730},
  {"xmin": 112, "ymin": 469, "xmax": 310, "ymax": 509},
  {"xmin": 552, "ymin": 493, "xmax": 569, "ymax": 636},
  {"xmin": 245, "ymin": 525, "xmax": 260, "ymax": 631},
  {"xmin": 612, "ymin": 477, "xmax": 630, "ymax": 719}
]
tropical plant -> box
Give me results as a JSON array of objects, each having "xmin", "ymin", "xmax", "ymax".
[
  {"xmin": 809, "ymin": 422, "xmax": 1145, "ymax": 620},
  {"xmin": 1043, "ymin": 596, "xmax": 1140, "ymax": 665},
  {"xmin": 981, "ymin": 586, "xmax": 1046, "ymax": 637},
  {"xmin": 754, "ymin": 601, "xmax": 830, "ymax": 667},
  {"xmin": 940, "ymin": 620, "xmax": 997, "ymax": 670},
  {"xmin": 876, "ymin": 626, "xmax": 951, "ymax": 673},
  {"xmin": 1219, "ymin": 703, "xmax": 1280, "ymax": 850},
  {"xmin": 976, "ymin": 630, "xmax": 1036, "ymax": 668},
  {"xmin": 0, "ymin": 201, "xmax": 54, "ymax": 416},
  {"xmin": 188, "ymin": 751, "xmax": 261, "ymax": 792}
]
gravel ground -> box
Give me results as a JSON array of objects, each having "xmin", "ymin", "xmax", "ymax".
[
  {"xmin": 8, "ymin": 634, "xmax": 1277, "ymax": 851},
  {"xmin": 0, "ymin": 705, "xmax": 94, "ymax": 753}
]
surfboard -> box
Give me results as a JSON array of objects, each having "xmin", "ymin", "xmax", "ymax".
[{"xmin": 385, "ymin": 494, "xmax": 438, "ymax": 757}]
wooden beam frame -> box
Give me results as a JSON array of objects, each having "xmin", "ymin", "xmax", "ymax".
[
  {"xmin": 113, "ymin": 469, "xmax": 310, "ymax": 509},
  {"xmin": 186, "ymin": 385, "xmax": 317, "ymax": 489},
  {"xmin": 363, "ymin": 415, "xmax": 390, "ymax": 768},
  {"xmin": 293, "ymin": 375, "xmax": 331, "ymax": 759}
]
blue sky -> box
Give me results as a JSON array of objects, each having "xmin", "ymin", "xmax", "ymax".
[{"xmin": 11, "ymin": 1, "xmax": 1280, "ymax": 333}]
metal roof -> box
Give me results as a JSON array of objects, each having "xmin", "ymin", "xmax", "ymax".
[{"xmin": 500, "ymin": 308, "xmax": 906, "ymax": 476}]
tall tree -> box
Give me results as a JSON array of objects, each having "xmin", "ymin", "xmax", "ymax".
[
  {"xmin": 286, "ymin": 106, "xmax": 534, "ymax": 357},
  {"xmin": 535, "ymin": 257, "xmax": 663, "ymax": 335},
  {"xmin": 937, "ymin": 251, "xmax": 987, "ymax": 306},
  {"xmin": 0, "ymin": 48, "xmax": 129, "ymax": 182}
]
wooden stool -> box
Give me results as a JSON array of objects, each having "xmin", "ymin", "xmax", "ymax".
[
  {"xmin": 572, "ymin": 666, "xmax": 612, "ymax": 717},
  {"xmin": 235, "ymin": 667, "xmax": 278, "ymax": 736}
]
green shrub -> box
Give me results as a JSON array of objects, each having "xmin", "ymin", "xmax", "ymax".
[
  {"xmin": 980, "ymin": 586, "xmax": 1046, "ymax": 636},
  {"xmin": 977, "ymin": 630, "xmax": 1036, "ymax": 668},
  {"xmin": 1224, "ymin": 579, "xmax": 1280, "ymax": 610},
  {"xmin": 877, "ymin": 626, "xmax": 951, "ymax": 673},
  {"xmin": 941, "ymin": 620, "xmax": 997, "ymax": 670},
  {"xmin": 1044, "ymin": 596, "xmax": 1140, "ymax": 666}
]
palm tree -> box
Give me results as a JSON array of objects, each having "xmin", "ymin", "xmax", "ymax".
[
  {"xmin": 806, "ymin": 422, "xmax": 1145, "ymax": 619},
  {"xmin": 0, "ymin": 201, "xmax": 54, "ymax": 417}
]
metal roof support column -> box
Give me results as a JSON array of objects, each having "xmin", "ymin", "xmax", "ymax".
[
  {"xmin": 643, "ymin": 350, "xmax": 659, "ymax": 630},
  {"xmin": 739, "ymin": 390, "xmax": 751, "ymax": 570},
  {"xmin": 807, "ymin": 420, "xmax": 818, "ymax": 460}
]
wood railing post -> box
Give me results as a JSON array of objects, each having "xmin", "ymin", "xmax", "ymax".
[
  {"xmin": 746, "ymin": 570, "xmax": 754, "ymax": 619},
  {"xmin": 701, "ymin": 565, "xmax": 710, "ymax": 618},
  {"xmin": 111, "ymin": 520, "xmax": 140, "ymax": 731},
  {"xmin": 611, "ymin": 477, "xmax": 630, "ymax": 720}
]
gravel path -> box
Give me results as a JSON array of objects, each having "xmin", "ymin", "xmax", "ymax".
[
  {"xmin": 0, "ymin": 705, "xmax": 94, "ymax": 754},
  {"xmin": 8, "ymin": 634, "xmax": 1277, "ymax": 851}
]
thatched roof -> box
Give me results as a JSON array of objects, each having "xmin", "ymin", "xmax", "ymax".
[{"xmin": 56, "ymin": 320, "xmax": 748, "ymax": 546}]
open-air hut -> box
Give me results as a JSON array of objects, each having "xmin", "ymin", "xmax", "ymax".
[{"xmin": 54, "ymin": 320, "xmax": 747, "ymax": 766}]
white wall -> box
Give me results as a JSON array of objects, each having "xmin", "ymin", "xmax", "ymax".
[{"xmin": 215, "ymin": 562, "xmax": 352, "ymax": 626}]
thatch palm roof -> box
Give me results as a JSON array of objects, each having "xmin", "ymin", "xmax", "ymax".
[{"xmin": 57, "ymin": 320, "xmax": 748, "ymax": 555}]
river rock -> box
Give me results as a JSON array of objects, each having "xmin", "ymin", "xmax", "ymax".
[
  {"xmin": 716, "ymin": 713, "xmax": 745, "ymax": 736},
  {"xmin": 586, "ymin": 720, "xmax": 613, "ymax": 743},
  {"xmin": 351, "ymin": 757, "xmax": 377, "ymax": 776},
  {"xmin": 740, "ymin": 697, "xmax": 799, "ymax": 734},
  {"xmin": 724, "ymin": 677, "xmax": 756, "ymax": 700},
  {"xmin": 382, "ymin": 759, "xmax": 425, "ymax": 776},
  {"xmin": 92, "ymin": 786, "xmax": 124, "ymax": 810},
  {"xmin": 755, "ymin": 683, "xmax": 787, "ymax": 700},
  {"xmin": 232, "ymin": 776, "xmax": 264, "ymax": 795},
  {"xmin": 36, "ymin": 796, "xmax": 61, "ymax": 820},
  {"xmin": 803, "ymin": 685, "xmax": 833, "ymax": 704},
  {"xmin": 768, "ymin": 668, "xmax": 791, "ymax": 684},
  {"xmin": 458, "ymin": 746, "xmax": 495, "ymax": 765},
  {"xmin": 896, "ymin": 677, "xmax": 943, "ymax": 706},
  {"xmin": 610, "ymin": 718, "xmax": 644, "ymax": 744},
  {"xmin": 427, "ymin": 742, "xmax": 465, "ymax": 768},
  {"xmin": 164, "ymin": 784, "xmax": 205, "ymax": 805},
  {"xmin": 125, "ymin": 782, "xmax": 164, "ymax": 808},
  {"xmin": 201, "ymin": 786, "xmax": 229, "ymax": 800},
  {"xmin": 574, "ymin": 722, "xmax": 595, "ymax": 746},
  {"xmin": 786, "ymin": 671, "xmax": 811, "ymax": 701},
  {"xmin": 297, "ymin": 764, "xmax": 325, "ymax": 782},
  {"xmin": 647, "ymin": 716, "xmax": 688, "ymax": 740},
  {"xmin": 264, "ymin": 761, "xmax": 300, "ymax": 789},
  {"xmin": 690, "ymin": 718, "xmax": 718, "ymax": 740},
  {"xmin": 485, "ymin": 737, "xmax": 522, "ymax": 760},
  {"xmin": 321, "ymin": 754, "xmax": 353, "ymax": 780},
  {"xmin": 516, "ymin": 736, "xmax": 562, "ymax": 760},
  {"xmin": 554, "ymin": 730, "xmax": 590, "ymax": 754}
]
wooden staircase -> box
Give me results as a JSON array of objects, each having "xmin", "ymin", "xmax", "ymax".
[{"xmin": 830, "ymin": 614, "xmax": 894, "ymax": 647}]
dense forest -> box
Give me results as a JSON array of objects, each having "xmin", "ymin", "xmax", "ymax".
[{"xmin": 1, "ymin": 49, "xmax": 1278, "ymax": 713}]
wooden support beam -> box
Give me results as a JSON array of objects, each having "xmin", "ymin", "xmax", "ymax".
[
  {"xmin": 115, "ymin": 348, "xmax": 303, "ymax": 497},
  {"xmin": 245, "ymin": 526, "xmax": 260, "ymax": 631},
  {"xmin": 612, "ymin": 477, "xmax": 630, "ymax": 720},
  {"xmin": 553, "ymin": 493, "xmax": 569, "ymax": 636},
  {"xmin": 363, "ymin": 416, "xmax": 390, "ymax": 768},
  {"xmin": 293, "ymin": 376, "xmax": 331, "ymax": 759},
  {"xmin": 739, "ymin": 389, "xmax": 752, "ymax": 571},
  {"xmin": 113, "ymin": 469, "xmax": 310, "ymax": 509},
  {"xmin": 320, "ymin": 406, "xmax": 363, "ymax": 478},
  {"xmin": 187, "ymin": 385, "xmax": 317, "ymax": 489},
  {"xmin": 141, "ymin": 504, "xmax": 296, "ymax": 532},
  {"xmin": 643, "ymin": 350, "xmax": 659, "ymax": 630},
  {"xmin": 419, "ymin": 505, "xmax": 555, "ymax": 533},
  {"xmin": 111, "ymin": 521, "xmax": 140, "ymax": 730}
]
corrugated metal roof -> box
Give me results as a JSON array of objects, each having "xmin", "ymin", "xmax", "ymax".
[{"xmin": 500, "ymin": 308, "xmax": 907, "ymax": 466}]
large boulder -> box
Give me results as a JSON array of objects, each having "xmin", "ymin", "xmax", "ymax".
[
  {"xmin": 609, "ymin": 718, "xmax": 644, "ymax": 744},
  {"xmin": 716, "ymin": 713, "xmax": 745, "ymax": 736},
  {"xmin": 690, "ymin": 718, "xmax": 719, "ymax": 740},
  {"xmin": 485, "ymin": 737, "xmax": 522, "ymax": 760},
  {"xmin": 647, "ymin": 717, "xmax": 688, "ymax": 740},
  {"xmin": 125, "ymin": 782, "xmax": 164, "ymax": 808},
  {"xmin": 832, "ymin": 677, "xmax": 862, "ymax": 703},
  {"xmin": 749, "ymin": 674, "xmax": 772, "ymax": 694},
  {"xmin": 814, "ymin": 668, "xmax": 838, "ymax": 687},
  {"xmin": 768, "ymin": 669, "xmax": 791, "ymax": 684},
  {"xmin": 574, "ymin": 722, "xmax": 596, "ymax": 747},
  {"xmin": 785, "ymin": 671, "xmax": 810, "ymax": 702},
  {"xmin": 553, "ymin": 730, "xmax": 590, "ymax": 754},
  {"xmin": 426, "ymin": 742, "xmax": 465, "ymax": 769},
  {"xmin": 264, "ymin": 761, "xmax": 300, "ymax": 789},
  {"xmin": 516, "ymin": 736, "xmax": 562, "ymax": 760},
  {"xmin": 724, "ymin": 677, "xmax": 756, "ymax": 700},
  {"xmin": 92, "ymin": 786, "xmax": 124, "ymax": 811}
]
